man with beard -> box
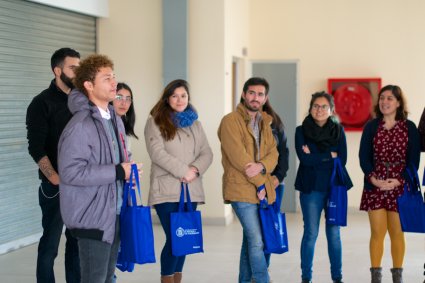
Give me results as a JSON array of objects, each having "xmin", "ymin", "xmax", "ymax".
[
  {"xmin": 26, "ymin": 47, "xmax": 81, "ymax": 283},
  {"xmin": 218, "ymin": 77, "xmax": 278, "ymax": 283}
]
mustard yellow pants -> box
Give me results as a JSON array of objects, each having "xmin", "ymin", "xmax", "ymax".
[{"xmin": 368, "ymin": 209, "xmax": 405, "ymax": 268}]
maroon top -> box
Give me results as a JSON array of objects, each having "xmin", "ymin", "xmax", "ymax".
[{"xmin": 360, "ymin": 120, "xmax": 408, "ymax": 212}]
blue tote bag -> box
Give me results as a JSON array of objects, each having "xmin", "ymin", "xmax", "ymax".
[
  {"xmin": 170, "ymin": 183, "xmax": 204, "ymax": 256},
  {"xmin": 258, "ymin": 187, "xmax": 289, "ymax": 254},
  {"xmin": 326, "ymin": 158, "xmax": 348, "ymax": 226},
  {"xmin": 117, "ymin": 164, "xmax": 156, "ymax": 272},
  {"xmin": 397, "ymin": 167, "xmax": 425, "ymax": 233}
]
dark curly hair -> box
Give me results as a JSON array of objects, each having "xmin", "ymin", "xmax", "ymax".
[{"xmin": 73, "ymin": 54, "xmax": 114, "ymax": 96}]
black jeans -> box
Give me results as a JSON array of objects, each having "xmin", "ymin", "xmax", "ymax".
[
  {"xmin": 37, "ymin": 182, "xmax": 80, "ymax": 283},
  {"xmin": 78, "ymin": 217, "xmax": 120, "ymax": 283}
]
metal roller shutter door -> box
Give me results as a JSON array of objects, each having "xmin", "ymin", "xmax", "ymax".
[{"xmin": 0, "ymin": 0, "xmax": 96, "ymax": 252}]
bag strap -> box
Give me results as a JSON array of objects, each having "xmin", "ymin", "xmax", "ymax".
[
  {"xmin": 330, "ymin": 157, "xmax": 346, "ymax": 186},
  {"xmin": 257, "ymin": 185, "xmax": 269, "ymax": 209},
  {"xmin": 259, "ymin": 198, "xmax": 268, "ymax": 208},
  {"xmin": 178, "ymin": 182, "xmax": 194, "ymax": 212},
  {"xmin": 130, "ymin": 164, "xmax": 141, "ymax": 204},
  {"xmin": 330, "ymin": 158, "xmax": 339, "ymax": 185},
  {"xmin": 121, "ymin": 164, "xmax": 141, "ymax": 212},
  {"xmin": 121, "ymin": 166, "xmax": 133, "ymax": 212},
  {"xmin": 405, "ymin": 165, "xmax": 421, "ymax": 192},
  {"xmin": 335, "ymin": 158, "xmax": 345, "ymax": 180}
]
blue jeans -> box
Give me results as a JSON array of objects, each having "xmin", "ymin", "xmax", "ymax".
[
  {"xmin": 232, "ymin": 202, "xmax": 269, "ymax": 283},
  {"xmin": 37, "ymin": 182, "xmax": 80, "ymax": 283},
  {"xmin": 155, "ymin": 202, "xmax": 198, "ymax": 276},
  {"xmin": 78, "ymin": 217, "xmax": 120, "ymax": 283},
  {"xmin": 300, "ymin": 191, "xmax": 342, "ymax": 281},
  {"xmin": 265, "ymin": 184, "xmax": 284, "ymax": 267}
]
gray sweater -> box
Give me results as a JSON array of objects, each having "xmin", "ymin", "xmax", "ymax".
[{"xmin": 58, "ymin": 89, "xmax": 129, "ymax": 244}]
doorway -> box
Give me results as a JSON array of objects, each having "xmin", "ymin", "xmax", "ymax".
[{"xmin": 252, "ymin": 61, "xmax": 298, "ymax": 212}]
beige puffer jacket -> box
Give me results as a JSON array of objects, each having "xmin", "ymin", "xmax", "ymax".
[{"xmin": 144, "ymin": 116, "xmax": 213, "ymax": 206}]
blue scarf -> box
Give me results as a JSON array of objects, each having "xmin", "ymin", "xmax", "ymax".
[{"xmin": 172, "ymin": 106, "xmax": 198, "ymax": 128}]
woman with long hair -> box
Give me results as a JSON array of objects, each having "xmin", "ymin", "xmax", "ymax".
[
  {"xmin": 111, "ymin": 82, "xmax": 138, "ymax": 282},
  {"xmin": 261, "ymin": 99, "xmax": 289, "ymax": 272},
  {"xmin": 144, "ymin": 79, "xmax": 213, "ymax": 283},
  {"xmin": 359, "ymin": 85, "xmax": 420, "ymax": 283},
  {"xmin": 113, "ymin": 82, "xmax": 138, "ymax": 140}
]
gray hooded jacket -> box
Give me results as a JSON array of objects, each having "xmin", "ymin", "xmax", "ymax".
[{"xmin": 58, "ymin": 89, "xmax": 129, "ymax": 244}]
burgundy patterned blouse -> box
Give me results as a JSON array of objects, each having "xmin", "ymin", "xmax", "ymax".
[{"xmin": 360, "ymin": 120, "xmax": 408, "ymax": 212}]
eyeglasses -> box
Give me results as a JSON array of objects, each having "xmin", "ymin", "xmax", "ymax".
[
  {"xmin": 115, "ymin": 95, "xmax": 132, "ymax": 103},
  {"xmin": 312, "ymin": 104, "xmax": 330, "ymax": 111}
]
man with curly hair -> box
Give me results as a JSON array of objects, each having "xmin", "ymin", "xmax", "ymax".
[{"xmin": 58, "ymin": 54, "xmax": 141, "ymax": 282}]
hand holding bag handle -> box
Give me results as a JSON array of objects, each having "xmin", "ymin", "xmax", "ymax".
[
  {"xmin": 117, "ymin": 163, "xmax": 156, "ymax": 270},
  {"xmin": 257, "ymin": 186, "xmax": 289, "ymax": 254},
  {"xmin": 117, "ymin": 165, "xmax": 137, "ymax": 272},
  {"xmin": 120, "ymin": 164, "xmax": 140, "ymax": 213},
  {"xmin": 178, "ymin": 182, "xmax": 194, "ymax": 212}
]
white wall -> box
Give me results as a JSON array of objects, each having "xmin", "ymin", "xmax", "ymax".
[
  {"xmin": 189, "ymin": 0, "xmax": 252, "ymax": 224},
  {"xmin": 97, "ymin": 0, "xmax": 163, "ymax": 203},
  {"xmin": 249, "ymin": 0, "xmax": 425, "ymax": 207},
  {"xmin": 224, "ymin": 0, "xmax": 251, "ymax": 111},
  {"xmin": 222, "ymin": 0, "xmax": 252, "ymax": 221},
  {"xmin": 27, "ymin": 0, "xmax": 108, "ymax": 17},
  {"xmin": 96, "ymin": 0, "xmax": 255, "ymax": 224},
  {"xmin": 188, "ymin": 0, "xmax": 228, "ymax": 223}
]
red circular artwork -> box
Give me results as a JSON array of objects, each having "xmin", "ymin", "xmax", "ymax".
[{"xmin": 333, "ymin": 83, "xmax": 372, "ymax": 127}]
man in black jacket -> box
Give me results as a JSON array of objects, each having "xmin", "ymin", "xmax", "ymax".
[{"xmin": 26, "ymin": 47, "xmax": 81, "ymax": 283}]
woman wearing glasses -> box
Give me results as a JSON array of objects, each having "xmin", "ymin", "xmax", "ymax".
[
  {"xmin": 295, "ymin": 91, "xmax": 352, "ymax": 283},
  {"xmin": 111, "ymin": 82, "xmax": 139, "ymax": 283},
  {"xmin": 113, "ymin": 82, "xmax": 139, "ymax": 145}
]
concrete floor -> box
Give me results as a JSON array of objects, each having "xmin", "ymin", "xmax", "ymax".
[{"xmin": 0, "ymin": 212, "xmax": 423, "ymax": 283}]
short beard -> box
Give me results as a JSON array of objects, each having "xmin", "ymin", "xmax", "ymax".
[
  {"xmin": 60, "ymin": 72, "xmax": 74, "ymax": 89},
  {"xmin": 244, "ymin": 100, "xmax": 261, "ymax": 112}
]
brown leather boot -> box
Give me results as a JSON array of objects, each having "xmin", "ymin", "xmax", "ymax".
[
  {"xmin": 174, "ymin": 272, "xmax": 182, "ymax": 283},
  {"xmin": 161, "ymin": 275, "xmax": 174, "ymax": 283}
]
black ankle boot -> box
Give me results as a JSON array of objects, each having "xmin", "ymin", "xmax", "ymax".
[
  {"xmin": 390, "ymin": 268, "xmax": 403, "ymax": 283},
  {"xmin": 370, "ymin": 267, "xmax": 382, "ymax": 283}
]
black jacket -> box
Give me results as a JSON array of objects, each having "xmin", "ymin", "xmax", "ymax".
[
  {"xmin": 359, "ymin": 118, "xmax": 420, "ymax": 191},
  {"xmin": 419, "ymin": 107, "xmax": 425, "ymax": 152},
  {"xmin": 26, "ymin": 80, "xmax": 72, "ymax": 182},
  {"xmin": 294, "ymin": 125, "xmax": 353, "ymax": 193},
  {"xmin": 271, "ymin": 125, "xmax": 289, "ymax": 183}
]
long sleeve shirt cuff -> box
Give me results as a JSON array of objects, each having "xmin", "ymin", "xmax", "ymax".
[{"xmin": 115, "ymin": 165, "xmax": 125, "ymax": 181}]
